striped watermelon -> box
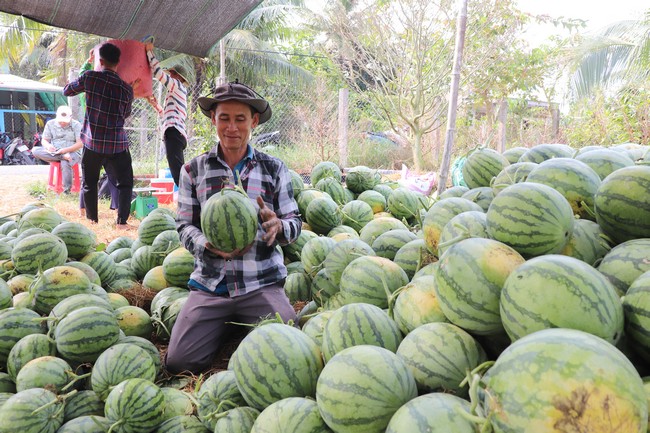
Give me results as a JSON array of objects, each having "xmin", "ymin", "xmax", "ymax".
[
  {"xmin": 339, "ymin": 256, "xmax": 409, "ymax": 309},
  {"xmin": 359, "ymin": 216, "xmax": 409, "ymax": 246},
  {"xmin": 0, "ymin": 278, "xmax": 10, "ymax": 309},
  {"xmin": 306, "ymin": 196, "xmax": 342, "ymax": 235},
  {"xmin": 0, "ymin": 372, "xmax": 14, "ymax": 392},
  {"xmin": 282, "ymin": 229, "xmax": 318, "ymax": 263},
  {"xmin": 51, "ymin": 222, "xmax": 97, "ymax": 259},
  {"xmin": 310, "ymin": 268, "xmax": 339, "ymax": 306},
  {"xmin": 80, "ymin": 251, "xmax": 117, "ymax": 287},
  {"xmin": 284, "ymin": 271, "xmax": 312, "ymax": 302},
  {"xmin": 107, "ymin": 292, "xmax": 130, "ymax": 309},
  {"xmin": 387, "ymin": 187, "xmax": 424, "ymax": 221},
  {"xmin": 371, "ymin": 229, "xmax": 417, "ymax": 261},
  {"xmin": 289, "ymin": 169, "xmax": 305, "ymax": 198},
  {"xmin": 6, "ymin": 333, "xmax": 56, "ymax": 381},
  {"xmin": 232, "ymin": 323, "xmax": 323, "ymax": 410},
  {"xmin": 63, "ymin": 390, "xmax": 104, "ymax": 422},
  {"xmin": 152, "ymin": 229, "xmax": 181, "ymax": 254},
  {"xmin": 14, "ymin": 226, "xmax": 49, "ymax": 243},
  {"xmin": 438, "ymin": 185, "xmax": 469, "ymax": 199},
  {"xmin": 316, "ymin": 177, "xmax": 347, "ymax": 205},
  {"xmin": 65, "ymin": 261, "xmax": 102, "ymax": 286},
  {"xmin": 356, "ymin": 190, "xmax": 386, "ymax": 213},
  {"xmin": 150, "ymin": 287, "xmax": 189, "ymax": 318},
  {"xmin": 316, "ymin": 345, "xmax": 417, "ymax": 433},
  {"xmin": 130, "ymin": 238, "xmax": 144, "ymax": 253},
  {"xmin": 322, "ymin": 303, "xmax": 402, "ymax": 362},
  {"xmin": 0, "ymin": 307, "xmax": 45, "ymax": 368},
  {"xmin": 502, "ymin": 146, "xmax": 529, "ymax": 164},
  {"xmin": 0, "ymin": 220, "xmax": 17, "ymax": 235},
  {"xmin": 594, "ymin": 165, "xmax": 650, "ymax": 244},
  {"xmin": 486, "ymin": 182, "xmax": 574, "ymax": 257},
  {"xmin": 598, "ymin": 238, "xmax": 650, "ymax": 296},
  {"xmin": 56, "ymin": 416, "xmax": 111, "ymax": 433},
  {"xmin": 53, "ymin": 305, "xmax": 121, "ymax": 363},
  {"xmin": 491, "ymin": 161, "xmax": 537, "ymax": 196},
  {"xmin": 301, "ymin": 311, "xmax": 334, "ymax": 347},
  {"xmin": 17, "ymin": 207, "xmax": 62, "ymax": 233},
  {"xmin": 340, "ymin": 200, "xmax": 374, "ymax": 232},
  {"xmin": 105, "ymin": 236, "xmax": 134, "ymax": 254},
  {"xmin": 301, "ymin": 236, "xmax": 336, "ymax": 276},
  {"xmin": 47, "ymin": 293, "xmax": 113, "ymax": 333},
  {"xmin": 11, "ymin": 232, "xmax": 68, "ymax": 274},
  {"xmin": 109, "ymin": 247, "xmax": 132, "ymax": 263},
  {"xmin": 501, "ymin": 255, "xmax": 623, "ymax": 344},
  {"xmin": 482, "ymin": 328, "xmax": 647, "ymax": 433},
  {"xmin": 117, "ymin": 335, "xmax": 162, "ymax": 375},
  {"xmin": 517, "ymin": 143, "xmax": 574, "ymax": 163},
  {"xmin": 32, "ymin": 265, "xmax": 93, "ymax": 315},
  {"xmin": 15, "ymin": 355, "xmax": 71, "ymax": 393},
  {"xmin": 437, "ymin": 210, "xmax": 488, "ymax": 257},
  {"xmin": 153, "ymin": 295, "xmax": 187, "ymax": 341},
  {"xmin": 139, "ymin": 212, "xmax": 177, "ymax": 246},
  {"xmin": 196, "ymin": 370, "xmax": 247, "ymax": 430},
  {"xmin": 250, "ymin": 397, "xmax": 331, "ymax": 433},
  {"xmin": 560, "ymin": 218, "xmax": 611, "ymax": 266},
  {"xmin": 392, "ymin": 238, "xmax": 435, "ymax": 280},
  {"xmin": 162, "ymin": 247, "xmax": 194, "ymax": 288},
  {"xmin": 422, "ymin": 197, "xmax": 483, "ymax": 255},
  {"xmin": 327, "ymin": 225, "xmax": 358, "ymax": 238},
  {"xmin": 372, "ymin": 183, "xmax": 394, "ymax": 200},
  {"xmin": 575, "ymin": 148, "xmax": 635, "ymax": 180},
  {"xmin": 623, "ymin": 272, "xmax": 650, "ymax": 363},
  {"xmin": 396, "ymin": 322, "xmax": 486, "ymax": 395},
  {"xmin": 322, "ymin": 238, "xmax": 375, "ymax": 285},
  {"xmin": 104, "ymin": 378, "xmax": 165, "ymax": 433},
  {"xmin": 160, "ymin": 387, "xmax": 193, "ymax": 421},
  {"xmin": 392, "ymin": 276, "xmax": 447, "ymax": 334},
  {"xmin": 435, "ymin": 237, "xmax": 525, "ymax": 335},
  {"xmin": 297, "ymin": 189, "xmax": 329, "ymax": 218},
  {"xmin": 526, "ymin": 157, "xmax": 601, "ymax": 219},
  {"xmin": 0, "ymin": 388, "xmax": 64, "ymax": 433},
  {"xmin": 92, "ymin": 343, "xmax": 157, "ymax": 400},
  {"xmin": 157, "ymin": 415, "xmax": 212, "ymax": 433},
  {"xmin": 345, "ymin": 166, "xmax": 381, "ymax": 193},
  {"xmin": 462, "ymin": 147, "xmax": 509, "ymax": 189},
  {"xmin": 131, "ymin": 245, "xmax": 164, "ymax": 280},
  {"xmin": 200, "ymin": 189, "xmax": 257, "ymax": 253},
  {"xmin": 386, "ymin": 393, "xmax": 476, "ymax": 433},
  {"xmin": 310, "ymin": 161, "xmax": 342, "ymax": 186},
  {"xmin": 7, "ymin": 274, "xmax": 34, "ymax": 296},
  {"xmin": 461, "ymin": 186, "xmax": 494, "ymax": 212},
  {"xmin": 0, "ymin": 240, "xmax": 11, "ymax": 261}
]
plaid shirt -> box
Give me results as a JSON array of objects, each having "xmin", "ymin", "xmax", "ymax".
[
  {"xmin": 63, "ymin": 70, "xmax": 133, "ymax": 154},
  {"xmin": 147, "ymin": 50, "xmax": 187, "ymax": 138},
  {"xmin": 177, "ymin": 144, "xmax": 302, "ymax": 297}
]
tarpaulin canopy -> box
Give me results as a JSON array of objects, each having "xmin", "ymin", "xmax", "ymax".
[{"xmin": 0, "ymin": 0, "xmax": 262, "ymax": 58}]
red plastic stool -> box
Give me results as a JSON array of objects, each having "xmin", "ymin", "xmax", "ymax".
[{"xmin": 47, "ymin": 161, "xmax": 81, "ymax": 194}]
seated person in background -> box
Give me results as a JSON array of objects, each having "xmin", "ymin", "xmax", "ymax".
[{"xmin": 32, "ymin": 106, "xmax": 82, "ymax": 194}]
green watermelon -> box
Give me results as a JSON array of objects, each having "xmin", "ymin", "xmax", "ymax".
[
  {"xmin": 502, "ymin": 146, "xmax": 529, "ymax": 164},
  {"xmin": 157, "ymin": 415, "xmax": 211, "ymax": 433},
  {"xmin": 105, "ymin": 236, "xmax": 134, "ymax": 254},
  {"xmin": 338, "ymin": 256, "xmax": 409, "ymax": 309},
  {"xmin": 316, "ymin": 177, "xmax": 347, "ymax": 205},
  {"xmin": 437, "ymin": 210, "xmax": 488, "ymax": 257},
  {"xmin": 11, "ymin": 233, "xmax": 68, "ymax": 274},
  {"xmin": 80, "ymin": 251, "xmax": 117, "ymax": 288},
  {"xmin": 53, "ymin": 306, "xmax": 121, "ymax": 363},
  {"xmin": 15, "ymin": 355, "xmax": 71, "ymax": 393},
  {"xmin": 598, "ymin": 239, "xmax": 650, "ymax": 296},
  {"xmin": 232, "ymin": 323, "xmax": 323, "ymax": 410},
  {"xmin": 104, "ymin": 378, "xmax": 165, "ymax": 433},
  {"xmin": 0, "ymin": 307, "xmax": 45, "ymax": 367},
  {"xmin": 152, "ymin": 229, "xmax": 181, "ymax": 254},
  {"xmin": 115, "ymin": 305, "xmax": 154, "ymax": 338},
  {"xmin": 0, "ymin": 388, "xmax": 64, "ymax": 433},
  {"xmin": 482, "ymin": 328, "xmax": 647, "ymax": 433},
  {"xmin": 340, "ymin": 200, "xmax": 374, "ymax": 232},
  {"xmin": 501, "ymin": 254, "xmax": 623, "ymax": 344},
  {"xmin": 387, "ymin": 187, "xmax": 424, "ymax": 221},
  {"xmin": 356, "ymin": 190, "xmax": 386, "ymax": 213},
  {"xmin": 321, "ymin": 303, "xmax": 402, "ymax": 362},
  {"xmin": 322, "ymin": 238, "xmax": 375, "ymax": 285},
  {"xmin": 162, "ymin": 248, "xmax": 194, "ymax": 288},
  {"xmin": 485, "ymin": 182, "xmax": 574, "ymax": 257},
  {"xmin": 284, "ymin": 271, "xmax": 312, "ymax": 302},
  {"xmin": 32, "ymin": 265, "xmax": 93, "ymax": 315},
  {"xmin": 131, "ymin": 245, "xmax": 164, "ymax": 280},
  {"xmin": 56, "ymin": 416, "xmax": 111, "ymax": 433},
  {"xmin": 139, "ymin": 212, "xmax": 177, "ymax": 246},
  {"xmin": 575, "ymin": 148, "xmax": 635, "ymax": 180},
  {"xmin": 560, "ymin": 218, "xmax": 611, "ymax": 266},
  {"xmin": 301, "ymin": 311, "xmax": 334, "ymax": 347},
  {"xmin": 316, "ymin": 345, "xmax": 417, "ymax": 433},
  {"xmin": 462, "ymin": 147, "xmax": 509, "ymax": 188},
  {"xmin": 301, "ymin": 236, "xmax": 336, "ymax": 276},
  {"xmin": 288, "ymin": 169, "xmax": 305, "ymax": 199},
  {"xmin": 142, "ymin": 266, "xmax": 169, "ymax": 291},
  {"xmin": 371, "ymin": 229, "xmax": 417, "ymax": 261},
  {"xmin": 6, "ymin": 333, "xmax": 56, "ymax": 381},
  {"xmin": 200, "ymin": 189, "xmax": 257, "ymax": 253},
  {"xmin": 491, "ymin": 161, "xmax": 537, "ymax": 196},
  {"xmin": 250, "ymin": 397, "xmax": 332, "ymax": 433},
  {"xmin": 306, "ymin": 196, "xmax": 342, "ymax": 235},
  {"xmin": 92, "ymin": 343, "xmax": 156, "ymax": 400},
  {"xmin": 461, "ymin": 186, "xmax": 494, "ymax": 212},
  {"xmin": 310, "ymin": 161, "xmax": 342, "ymax": 186},
  {"xmin": 63, "ymin": 390, "xmax": 104, "ymax": 422},
  {"xmin": 385, "ymin": 393, "xmax": 476, "ymax": 433},
  {"xmin": 438, "ymin": 185, "xmax": 469, "ymax": 199},
  {"xmin": 434, "ymin": 237, "xmax": 525, "ymax": 335},
  {"xmin": 594, "ymin": 165, "xmax": 650, "ymax": 244},
  {"xmin": 16, "ymin": 207, "xmax": 62, "ymax": 233},
  {"xmin": 51, "ymin": 222, "xmax": 97, "ymax": 259},
  {"xmin": 282, "ymin": 230, "xmax": 318, "ymax": 263},
  {"xmin": 392, "ymin": 238, "xmax": 435, "ymax": 280},
  {"xmin": 310, "ymin": 268, "xmax": 339, "ymax": 306},
  {"xmin": 345, "ymin": 166, "xmax": 381, "ymax": 194},
  {"xmin": 392, "ymin": 276, "xmax": 447, "ymax": 334},
  {"xmin": 196, "ymin": 370, "xmax": 246, "ymax": 430},
  {"xmin": 622, "ymin": 271, "xmax": 650, "ymax": 363},
  {"xmin": 47, "ymin": 293, "xmax": 113, "ymax": 333},
  {"xmin": 109, "ymin": 247, "xmax": 132, "ymax": 263},
  {"xmin": 517, "ymin": 143, "xmax": 573, "ymax": 163},
  {"xmin": 422, "ymin": 197, "xmax": 483, "ymax": 254},
  {"xmin": 359, "ymin": 216, "xmax": 409, "ymax": 246}
]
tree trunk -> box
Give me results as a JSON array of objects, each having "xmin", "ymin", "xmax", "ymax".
[
  {"xmin": 437, "ymin": 0, "xmax": 468, "ymax": 194},
  {"xmin": 413, "ymin": 130, "xmax": 424, "ymax": 171}
]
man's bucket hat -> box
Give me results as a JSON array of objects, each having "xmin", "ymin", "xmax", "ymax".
[{"xmin": 197, "ymin": 81, "xmax": 271, "ymax": 124}]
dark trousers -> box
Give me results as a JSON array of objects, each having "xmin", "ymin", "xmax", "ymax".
[
  {"xmin": 81, "ymin": 147, "xmax": 133, "ymax": 224},
  {"xmin": 164, "ymin": 127, "xmax": 186, "ymax": 187}
]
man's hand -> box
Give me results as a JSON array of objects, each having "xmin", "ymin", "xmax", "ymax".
[
  {"xmin": 87, "ymin": 49, "xmax": 95, "ymax": 65},
  {"xmin": 130, "ymin": 78, "xmax": 142, "ymax": 92},
  {"xmin": 205, "ymin": 241, "xmax": 253, "ymax": 260},
  {"xmin": 145, "ymin": 42, "xmax": 154, "ymax": 52},
  {"xmin": 257, "ymin": 196, "xmax": 282, "ymax": 246}
]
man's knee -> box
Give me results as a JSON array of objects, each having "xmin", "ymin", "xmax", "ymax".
[{"xmin": 165, "ymin": 344, "xmax": 213, "ymax": 375}]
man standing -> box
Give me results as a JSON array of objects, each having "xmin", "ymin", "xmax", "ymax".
[
  {"xmin": 32, "ymin": 106, "xmax": 82, "ymax": 194},
  {"xmin": 63, "ymin": 42, "xmax": 136, "ymax": 228},
  {"xmin": 145, "ymin": 42, "xmax": 189, "ymax": 187},
  {"xmin": 166, "ymin": 81, "xmax": 301, "ymax": 374}
]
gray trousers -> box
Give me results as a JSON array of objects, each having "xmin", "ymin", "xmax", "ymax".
[
  {"xmin": 32, "ymin": 147, "xmax": 81, "ymax": 192},
  {"xmin": 165, "ymin": 283, "xmax": 296, "ymax": 374}
]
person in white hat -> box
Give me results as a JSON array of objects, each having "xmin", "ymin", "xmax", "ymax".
[{"xmin": 32, "ymin": 105, "xmax": 83, "ymax": 194}]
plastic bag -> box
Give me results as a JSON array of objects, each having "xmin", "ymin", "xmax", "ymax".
[{"xmin": 398, "ymin": 164, "xmax": 437, "ymax": 196}]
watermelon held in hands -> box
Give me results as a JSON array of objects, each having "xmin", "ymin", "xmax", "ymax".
[{"xmin": 200, "ymin": 189, "xmax": 258, "ymax": 253}]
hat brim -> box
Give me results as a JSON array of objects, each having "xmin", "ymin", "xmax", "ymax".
[
  {"xmin": 197, "ymin": 96, "xmax": 272, "ymax": 124},
  {"xmin": 55, "ymin": 115, "xmax": 71, "ymax": 123}
]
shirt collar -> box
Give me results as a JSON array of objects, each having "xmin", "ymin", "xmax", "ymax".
[{"xmin": 210, "ymin": 143, "xmax": 255, "ymax": 163}]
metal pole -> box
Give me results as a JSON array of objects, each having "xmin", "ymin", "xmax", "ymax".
[
  {"xmin": 437, "ymin": 0, "xmax": 468, "ymax": 195},
  {"xmin": 219, "ymin": 40, "xmax": 227, "ymax": 85}
]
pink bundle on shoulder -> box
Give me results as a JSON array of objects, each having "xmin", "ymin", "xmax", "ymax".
[{"xmin": 92, "ymin": 39, "xmax": 153, "ymax": 98}]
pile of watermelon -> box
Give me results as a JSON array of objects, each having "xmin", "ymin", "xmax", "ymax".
[{"xmin": 0, "ymin": 142, "xmax": 649, "ymax": 433}]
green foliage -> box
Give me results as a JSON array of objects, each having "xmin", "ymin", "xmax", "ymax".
[{"xmin": 26, "ymin": 181, "xmax": 47, "ymax": 197}]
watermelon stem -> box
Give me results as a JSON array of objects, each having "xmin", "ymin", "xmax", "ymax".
[
  {"xmin": 30, "ymin": 389, "xmax": 77, "ymax": 416},
  {"xmin": 107, "ymin": 418, "xmax": 125, "ymax": 433},
  {"xmin": 580, "ymin": 201, "xmax": 597, "ymax": 220},
  {"xmin": 61, "ymin": 371, "xmax": 92, "ymax": 392}
]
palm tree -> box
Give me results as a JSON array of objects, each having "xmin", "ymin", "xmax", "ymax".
[
  {"xmin": 569, "ymin": 11, "xmax": 650, "ymax": 99},
  {"xmin": 0, "ymin": 13, "xmax": 53, "ymax": 78}
]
